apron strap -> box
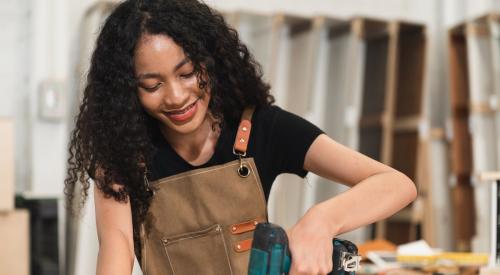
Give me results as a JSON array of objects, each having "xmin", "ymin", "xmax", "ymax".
[{"xmin": 233, "ymin": 106, "xmax": 256, "ymax": 156}]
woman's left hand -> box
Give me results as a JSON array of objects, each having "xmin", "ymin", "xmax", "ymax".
[{"xmin": 287, "ymin": 205, "xmax": 336, "ymax": 275}]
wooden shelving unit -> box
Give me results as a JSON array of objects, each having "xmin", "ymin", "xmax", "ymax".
[
  {"xmin": 447, "ymin": 13, "xmax": 500, "ymax": 253},
  {"xmin": 224, "ymin": 12, "xmax": 430, "ymax": 245},
  {"xmin": 357, "ymin": 20, "xmax": 427, "ymax": 245}
]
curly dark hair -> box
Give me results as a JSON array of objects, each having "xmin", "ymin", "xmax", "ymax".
[{"xmin": 64, "ymin": 0, "xmax": 274, "ymax": 257}]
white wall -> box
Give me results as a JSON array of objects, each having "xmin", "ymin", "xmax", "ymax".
[{"xmin": 0, "ymin": 0, "xmax": 30, "ymax": 193}]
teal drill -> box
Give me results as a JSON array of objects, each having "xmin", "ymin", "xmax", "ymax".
[{"xmin": 248, "ymin": 223, "xmax": 361, "ymax": 275}]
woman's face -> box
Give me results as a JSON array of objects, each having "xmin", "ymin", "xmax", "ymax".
[{"xmin": 134, "ymin": 33, "xmax": 211, "ymax": 135}]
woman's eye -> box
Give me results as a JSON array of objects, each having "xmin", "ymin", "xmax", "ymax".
[
  {"xmin": 142, "ymin": 82, "xmax": 163, "ymax": 92},
  {"xmin": 180, "ymin": 71, "xmax": 195, "ymax": 79}
]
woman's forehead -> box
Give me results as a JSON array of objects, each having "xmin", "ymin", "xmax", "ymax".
[
  {"xmin": 136, "ymin": 34, "xmax": 179, "ymax": 54},
  {"xmin": 134, "ymin": 34, "xmax": 188, "ymax": 67}
]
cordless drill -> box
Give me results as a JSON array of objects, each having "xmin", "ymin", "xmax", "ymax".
[{"xmin": 248, "ymin": 222, "xmax": 361, "ymax": 275}]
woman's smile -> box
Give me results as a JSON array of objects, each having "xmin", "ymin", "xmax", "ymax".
[{"xmin": 164, "ymin": 97, "xmax": 200, "ymax": 123}]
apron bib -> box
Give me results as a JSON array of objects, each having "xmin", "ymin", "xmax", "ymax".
[{"xmin": 140, "ymin": 107, "xmax": 268, "ymax": 275}]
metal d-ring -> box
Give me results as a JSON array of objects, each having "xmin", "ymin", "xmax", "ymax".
[
  {"xmin": 143, "ymin": 166, "xmax": 155, "ymax": 195},
  {"xmin": 237, "ymin": 154, "xmax": 250, "ymax": 178}
]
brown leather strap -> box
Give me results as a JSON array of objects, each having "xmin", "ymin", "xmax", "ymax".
[
  {"xmin": 233, "ymin": 106, "xmax": 255, "ymax": 155},
  {"xmin": 230, "ymin": 219, "xmax": 259, "ymax": 235},
  {"xmin": 234, "ymin": 238, "xmax": 253, "ymax": 253}
]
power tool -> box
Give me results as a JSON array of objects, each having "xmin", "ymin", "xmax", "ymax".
[{"xmin": 248, "ymin": 222, "xmax": 361, "ymax": 275}]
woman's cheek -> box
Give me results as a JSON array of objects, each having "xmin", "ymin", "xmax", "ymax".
[{"xmin": 185, "ymin": 77, "xmax": 198, "ymax": 88}]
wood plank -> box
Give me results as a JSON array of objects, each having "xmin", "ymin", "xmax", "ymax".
[
  {"xmin": 449, "ymin": 26, "xmax": 470, "ymax": 109},
  {"xmin": 466, "ymin": 16, "xmax": 498, "ymax": 253},
  {"xmin": 478, "ymin": 171, "xmax": 500, "ymax": 182},
  {"xmin": 375, "ymin": 21, "xmax": 427, "ymax": 242},
  {"xmin": 0, "ymin": 118, "xmax": 14, "ymax": 211},
  {"xmin": 393, "ymin": 116, "xmax": 421, "ymax": 132},
  {"xmin": 0, "ymin": 210, "xmax": 29, "ymax": 275},
  {"xmin": 448, "ymin": 26, "xmax": 473, "ymax": 176},
  {"xmin": 394, "ymin": 24, "xmax": 426, "ymax": 119},
  {"xmin": 448, "ymin": 23, "xmax": 476, "ymax": 250}
]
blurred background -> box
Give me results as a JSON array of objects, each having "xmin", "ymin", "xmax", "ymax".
[{"xmin": 2, "ymin": 0, "xmax": 500, "ymax": 274}]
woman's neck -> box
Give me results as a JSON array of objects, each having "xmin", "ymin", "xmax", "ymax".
[{"xmin": 160, "ymin": 115, "xmax": 220, "ymax": 165}]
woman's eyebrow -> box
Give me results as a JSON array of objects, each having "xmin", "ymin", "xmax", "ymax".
[
  {"xmin": 173, "ymin": 58, "xmax": 190, "ymax": 72},
  {"xmin": 137, "ymin": 72, "xmax": 162, "ymax": 80}
]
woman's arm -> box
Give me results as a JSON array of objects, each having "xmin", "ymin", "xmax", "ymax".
[
  {"xmin": 287, "ymin": 134, "xmax": 417, "ymax": 275},
  {"xmin": 304, "ymin": 134, "xmax": 417, "ymax": 234},
  {"xmin": 94, "ymin": 184, "xmax": 135, "ymax": 275}
]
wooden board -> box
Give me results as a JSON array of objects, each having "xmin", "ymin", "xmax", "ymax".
[
  {"xmin": 448, "ymin": 24, "xmax": 474, "ymax": 251},
  {"xmin": 392, "ymin": 131, "xmax": 419, "ymax": 182},
  {"xmin": 0, "ymin": 118, "xmax": 15, "ymax": 211},
  {"xmin": 394, "ymin": 24, "xmax": 426, "ymax": 119},
  {"xmin": 370, "ymin": 22, "xmax": 427, "ymax": 242},
  {"xmin": 453, "ymin": 176, "xmax": 476, "ymax": 252},
  {"xmin": 0, "ymin": 210, "xmax": 29, "ymax": 275},
  {"xmin": 447, "ymin": 22, "xmax": 476, "ymax": 252},
  {"xmin": 359, "ymin": 18, "xmax": 390, "ymax": 166},
  {"xmin": 361, "ymin": 33, "xmax": 389, "ymax": 118},
  {"xmin": 465, "ymin": 17, "xmax": 498, "ymax": 253}
]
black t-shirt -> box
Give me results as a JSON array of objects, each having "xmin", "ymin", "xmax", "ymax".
[{"xmin": 149, "ymin": 105, "xmax": 324, "ymax": 200}]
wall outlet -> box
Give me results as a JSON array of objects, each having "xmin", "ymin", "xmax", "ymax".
[{"xmin": 38, "ymin": 80, "xmax": 66, "ymax": 121}]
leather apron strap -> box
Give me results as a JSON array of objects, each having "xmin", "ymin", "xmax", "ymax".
[{"xmin": 233, "ymin": 106, "xmax": 255, "ymax": 156}]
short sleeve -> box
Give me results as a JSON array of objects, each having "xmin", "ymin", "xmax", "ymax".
[{"xmin": 268, "ymin": 106, "xmax": 324, "ymax": 177}]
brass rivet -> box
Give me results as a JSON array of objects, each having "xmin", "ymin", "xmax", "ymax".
[
  {"xmin": 237, "ymin": 244, "xmax": 241, "ymax": 250},
  {"xmin": 254, "ymin": 221, "xmax": 258, "ymax": 226},
  {"xmin": 239, "ymin": 138, "xmax": 245, "ymax": 143},
  {"xmin": 232, "ymin": 226, "xmax": 237, "ymax": 232},
  {"xmin": 242, "ymin": 126, "xmax": 248, "ymax": 132}
]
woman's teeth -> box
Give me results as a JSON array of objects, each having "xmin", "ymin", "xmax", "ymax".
[{"xmin": 167, "ymin": 100, "xmax": 197, "ymax": 114}]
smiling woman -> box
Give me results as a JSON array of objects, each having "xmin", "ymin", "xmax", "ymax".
[{"xmin": 64, "ymin": 0, "xmax": 416, "ymax": 275}]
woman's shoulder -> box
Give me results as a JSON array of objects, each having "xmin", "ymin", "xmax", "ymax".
[
  {"xmin": 252, "ymin": 104, "xmax": 283, "ymax": 123},
  {"xmin": 252, "ymin": 104, "xmax": 309, "ymax": 127}
]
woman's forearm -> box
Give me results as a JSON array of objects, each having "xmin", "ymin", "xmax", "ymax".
[
  {"xmin": 313, "ymin": 171, "xmax": 417, "ymax": 237},
  {"xmin": 96, "ymin": 233, "xmax": 134, "ymax": 275}
]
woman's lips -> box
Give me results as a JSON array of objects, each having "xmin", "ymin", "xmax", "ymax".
[{"xmin": 164, "ymin": 99, "xmax": 199, "ymax": 122}]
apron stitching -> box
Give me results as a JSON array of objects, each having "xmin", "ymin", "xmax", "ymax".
[
  {"xmin": 164, "ymin": 231, "xmax": 216, "ymax": 244},
  {"xmin": 219, "ymin": 229, "xmax": 234, "ymax": 275},
  {"xmin": 151, "ymin": 160, "xmax": 243, "ymax": 185},
  {"xmin": 163, "ymin": 240, "xmax": 177, "ymax": 275},
  {"xmin": 248, "ymin": 161, "xmax": 268, "ymax": 214}
]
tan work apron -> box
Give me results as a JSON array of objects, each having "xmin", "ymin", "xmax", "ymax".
[{"xmin": 139, "ymin": 107, "xmax": 268, "ymax": 275}]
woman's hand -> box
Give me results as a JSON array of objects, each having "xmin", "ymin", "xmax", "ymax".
[{"xmin": 287, "ymin": 206, "xmax": 336, "ymax": 275}]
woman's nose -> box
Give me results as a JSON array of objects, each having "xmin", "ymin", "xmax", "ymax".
[{"xmin": 163, "ymin": 82, "xmax": 189, "ymax": 108}]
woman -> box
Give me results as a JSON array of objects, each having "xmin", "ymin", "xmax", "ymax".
[{"xmin": 65, "ymin": 0, "xmax": 417, "ymax": 274}]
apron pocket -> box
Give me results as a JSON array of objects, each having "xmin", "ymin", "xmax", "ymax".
[{"xmin": 161, "ymin": 224, "xmax": 233, "ymax": 275}]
